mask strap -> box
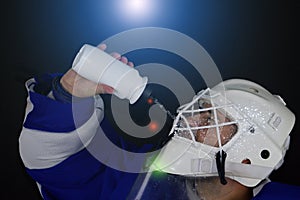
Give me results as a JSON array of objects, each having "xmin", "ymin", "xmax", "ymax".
[
  {"xmin": 211, "ymin": 96, "xmax": 228, "ymax": 185},
  {"xmin": 216, "ymin": 150, "xmax": 227, "ymax": 185}
]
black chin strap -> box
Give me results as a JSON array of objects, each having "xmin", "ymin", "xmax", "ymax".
[{"xmin": 216, "ymin": 150, "xmax": 228, "ymax": 185}]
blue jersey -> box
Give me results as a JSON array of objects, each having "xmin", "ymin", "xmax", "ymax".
[{"xmin": 19, "ymin": 74, "xmax": 152, "ymax": 200}]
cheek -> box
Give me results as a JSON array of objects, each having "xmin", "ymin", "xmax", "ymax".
[
  {"xmin": 186, "ymin": 114, "xmax": 201, "ymax": 127},
  {"xmin": 196, "ymin": 129, "xmax": 208, "ymax": 143},
  {"xmin": 197, "ymin": 128, "xmax": 218, "ymax": 146},
  {"xmin": 196, "ymin": 124, "xmax": 237, "ymax": 146},
  {"xmin": 220, "ymin": 125, "xmax": 236, "ymax": 144},
  {"xmin": 196, "ymin": 129, "xmax": 205, "ymax": 143}
]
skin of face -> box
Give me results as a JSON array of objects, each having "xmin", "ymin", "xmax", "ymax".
[
  {"xmin": 194, "ymin": 177, "xmax": 253, "ymax": 200},
  {"xmin": 186, "ymin": 107, "xmax": 237, "ymax": 147}
]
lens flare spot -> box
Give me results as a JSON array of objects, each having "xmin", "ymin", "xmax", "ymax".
[
  {"xmin": 147, "ymin": 97, "xmax": 154, "ymax": 104},
  {"xmin": 149, "ymin": 121, "xmax": 159, "ymax": 132}
]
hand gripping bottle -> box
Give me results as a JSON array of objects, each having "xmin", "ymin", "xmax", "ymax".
[{"xmin": 72, "ymin": 44, "xmax": 148, "ymax": 104}]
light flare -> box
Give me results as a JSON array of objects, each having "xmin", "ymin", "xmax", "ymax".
[
  {"xmin": 117, "ymin": 0, "xmax": 156, "ymax": 22},
  {"xmin": 148, "ymin": 121, "xmax": 159, "ymax": 132}
]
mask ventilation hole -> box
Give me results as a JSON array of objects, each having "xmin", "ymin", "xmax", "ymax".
[
  {"xmin": 241, "ymin": 158, "xmax": 251, "ymax": 164},
  {"xmin": 260, "ymin": 149, "xmax": 270, "ymax": 159}
]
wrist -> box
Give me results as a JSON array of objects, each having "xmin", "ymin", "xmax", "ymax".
[
  {"xmin": 60, "ymin": 75, "xmax": 74, "ymax": 95},
  {"xmin": 52, "ymin": 76, "xmax": 73, "ymax": 103}
]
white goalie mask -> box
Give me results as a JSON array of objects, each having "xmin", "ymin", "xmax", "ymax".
[{"xmin": 152, "ymin": 79, "xmax": 295, "ymax": 187}]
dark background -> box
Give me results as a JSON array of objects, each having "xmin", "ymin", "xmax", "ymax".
[{"xmin": 2, "ymin": 0, "xmax": 299, "ymax": 199}]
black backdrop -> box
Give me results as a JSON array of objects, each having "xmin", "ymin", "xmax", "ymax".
[{"xmin": 2, "ymin": 1, "xmax": 299, "ymax": 199}]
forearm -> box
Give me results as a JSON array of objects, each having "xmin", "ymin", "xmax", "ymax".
[{"xmin": 19, "ymin": 74, "xmax": 104, "ymax": 169}]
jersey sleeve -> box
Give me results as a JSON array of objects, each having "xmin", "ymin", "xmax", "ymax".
[{"xmin": 19, "ymin": 75, "xmax": 103, "ymax": 169}]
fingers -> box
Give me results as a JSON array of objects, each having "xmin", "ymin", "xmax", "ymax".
[
  {"xmin": 120, "ymin": 56, "xmax": 128, "ymax": 64},
  {"xmin": 120, "ymin": 56, "xmax": 134, "ymax": 67},
  {"xmin": 98, "ymin": 43, "xmax": 134, "ymax": 67},
  {"xmin": 97, "ymin": 43, "xmax": 107, "ymax": 51},
  {"xmin": 110, "ymin": 52, "xmax": 122, "ymax": 60},
  {"xmin": 110, "ymin": 52, "xmax": 134, "ymax": 67},
  {"xmin": 127, "ymin": 61, "xmax": 134, "ymax": 67}
]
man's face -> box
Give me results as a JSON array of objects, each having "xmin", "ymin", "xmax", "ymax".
[{"xmin": 180, "ymin": 101, "xmax": 237, "ymax": 147}]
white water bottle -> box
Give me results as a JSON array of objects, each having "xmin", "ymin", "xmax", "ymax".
[{"xmin": 72, "ymin": 44, "xmax": 148, "ymax": 104}]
